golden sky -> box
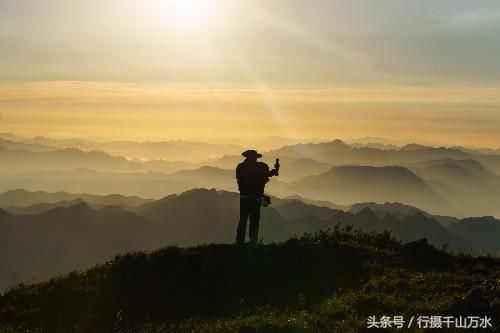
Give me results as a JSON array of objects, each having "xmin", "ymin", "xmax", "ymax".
[
  {"xmin": 1, "ymin": 0, "xmax": 499, "ymax": 147},
  {"xmin": 1, "ymin": 81, "xmax": 500, "ymax": 147}
]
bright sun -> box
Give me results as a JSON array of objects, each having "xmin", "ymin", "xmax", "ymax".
[{"xmin": 147, "ymin": 0, "xmax": 219, "ymax": 32}]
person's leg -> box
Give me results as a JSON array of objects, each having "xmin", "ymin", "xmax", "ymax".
[
  {"xmin": 236, "ymin": 197, "xmax": 251, "ymax": 244},
  {"xmin": 248, "ymin": 200, "xmax": 261, "ymax": 245}
]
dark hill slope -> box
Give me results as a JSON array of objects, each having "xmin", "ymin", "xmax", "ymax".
[
  {"xmin": 273, "ymin": 199, "xmax": 341, "ymax": 221},
  {"xmin": 138, "ymin": 188, "xmax": 289, "ymax": 245},
  {"xmin": 0, "ymin": 204, "xmax": 159, "ymax": 291},
  {"xmin": 0, "ymin": 230, "xmax": 498, "ymax": 333},
  {"xmin": 449, "ymin": 217, "xmax": 500, "ymax": 255}
]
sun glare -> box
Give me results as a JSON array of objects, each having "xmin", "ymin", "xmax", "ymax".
[{"xmin": 147, "ymin": 0, "xmax": 219, "ymax": 32}]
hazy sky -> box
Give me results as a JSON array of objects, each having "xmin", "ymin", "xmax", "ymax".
[{"xmin": 1, "ymin": 0, "xmax": 499, "ymax": 146}]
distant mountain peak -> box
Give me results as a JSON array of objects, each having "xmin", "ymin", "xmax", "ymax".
[
  {"xmin": 177, "ymin": 187, "xmax": 218, "ymax": 199},
  {"xmin": 43, "ymin": 201, "xmax": 92, "ymax": 216},
  {"xmin": 66, "ymin": 201, "xmax": 91, "ymax": 211},
  {"xmin": 66, "ymin": 198, "xmax": 85, "ymax": 204},
  {"xmin": 174, "ymin": 165, "xmax": 230, "ymax": 176},
  {"xmin": 196, "ymin": 165, "xmax": 227, "ymax": 172},
  {"xmin": 355, "ymin": 207, "xmax": 379, "ymax": 220},
  {"xmin": 292, "ymin": 157, "xmax": 324, "ymax": 164},
  {"xmin": 329, "ymin": 165, "xmax": 419, "ymax": 178},
  {"xmin": 328, "ymin": 139, "xmax": 349, "ymax": 148},
  {"xmin": 400, "ymin": 143, "xmax": 429, "ymax": 151},
  {"xmin": 61, "ymin": 147, "xmax": 84, "ymax": 153}
]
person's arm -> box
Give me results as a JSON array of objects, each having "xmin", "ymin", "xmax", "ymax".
[
  {"xmin": 268, "ymin": 168, "xmax": 279, "ymax": 177},
  {"xmin": 267, "ymin": 159, "xmax": 280, "ymax": 177}
]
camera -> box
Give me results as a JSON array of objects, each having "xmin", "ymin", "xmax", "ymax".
[{"xmin": 261, "ymin": 194, "xmax": 271, "ymax": 207}]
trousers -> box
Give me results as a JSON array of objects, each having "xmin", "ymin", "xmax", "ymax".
[{"xmin": 236, "ymin": 196, "xmax": 261, "ymax": 245}]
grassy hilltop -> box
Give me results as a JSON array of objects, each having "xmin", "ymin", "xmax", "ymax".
[{"xmin": 0, "ymin": 226, "xmax": 499, "ymax": 333}]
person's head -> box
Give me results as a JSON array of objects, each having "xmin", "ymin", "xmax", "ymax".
[{"xmin": 241, "ymin": 149, "xmax": 262, "ymax": 162}]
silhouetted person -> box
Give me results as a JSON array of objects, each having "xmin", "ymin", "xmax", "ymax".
[{"xmin": 236, "ymin": 150, "xmax": 280, "ymax": 245}]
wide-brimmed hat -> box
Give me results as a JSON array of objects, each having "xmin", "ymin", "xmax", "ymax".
[{"xmin": 242, "ymin": 150, "xmax": 262, "ymax": 158}]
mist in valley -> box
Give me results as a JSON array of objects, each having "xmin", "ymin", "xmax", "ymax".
[{"xmin": 1, "ymin": 133, "xmax": 500, "ymax": 291}]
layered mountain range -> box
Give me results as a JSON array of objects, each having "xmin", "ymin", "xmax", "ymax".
[
  {"xmin": 2, "ymin": 134, "xmax": 499, "ymax": 216},
  {"xmin": 1, "ymin": 134, "xmax": 500, "ymax": 291},
  {"xmin": 1, "ymin": 188, "xmax": 499, "ymax": 291}
]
